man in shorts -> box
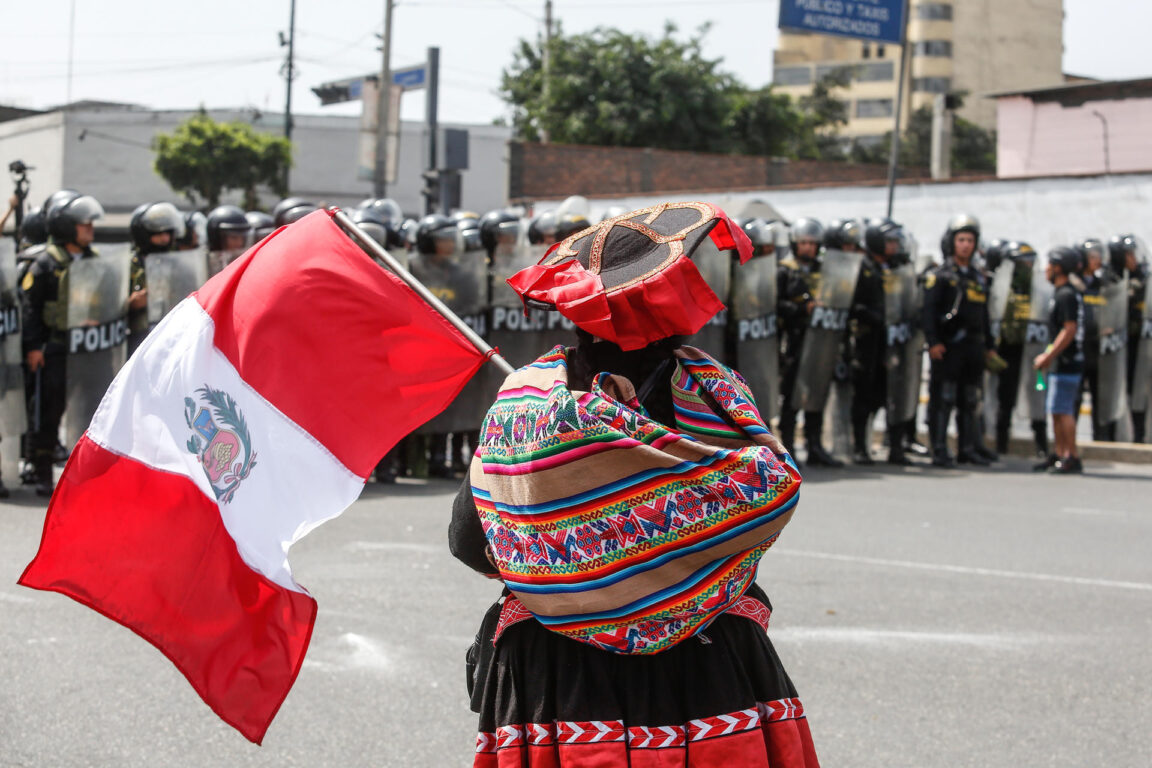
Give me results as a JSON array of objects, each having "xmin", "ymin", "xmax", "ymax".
[{"xmin": 1033, "ymin": 246, "xmax": 1085, "ymax": 474}]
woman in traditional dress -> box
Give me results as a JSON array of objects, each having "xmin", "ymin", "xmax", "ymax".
[{"xmin": 450, "ymin": 202, "xmax": 819, "ymax": 768}]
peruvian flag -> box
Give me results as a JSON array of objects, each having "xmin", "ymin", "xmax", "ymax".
[{"xmin": 19, "ymin": 209, "xmax": 486, "ymax": 743}]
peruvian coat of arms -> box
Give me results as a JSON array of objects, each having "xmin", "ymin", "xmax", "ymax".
[{"xmin": 184, "ymin": 385, "xmax": 257, "ymax": 503}]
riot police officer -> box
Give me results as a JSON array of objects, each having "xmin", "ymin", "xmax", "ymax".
[
  {"xmin": 923, "ymin": 214, "xmax": 997, "ymax": 467},
  {"xmin": 272, "ymin": 198, "xmax": 318, "ymax": 227},
  {"xmin": 851, "ymin": 220, "xmax": 909, "ymax": 464},
  {"xmin": 824, "ymin": 218, "xmax": 863, "ymax": 253},
  {"xmin": 127, "ymin": 202, "xmax": 185, "ymax": 354},
  {"xmin": 245, "ymin": 211, "xmax": 276, "ymax": 245},
  {"xmin": 777, "ymin": 217, "xmax": 843, "ymax": 466},
  {"xmin": 1110, "ymin": 234, "xmax": 1148, "ymax": 442},
  {"xmin": 175, "ymin": 210, "xmax": 206, "ymax": 251},
  {"xmin": 527, "ymin": 210, "xmax": 559, "ymax": 248},
  {"xmin": 1075, "ymin": 238, "xmax": 1119, "ymax": 440},
  {"xmin": 21, "ymin": 192, "xmax": 104, "ymax": 496}
]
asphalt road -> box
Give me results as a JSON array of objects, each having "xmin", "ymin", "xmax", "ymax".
[{"xmin": 2, "ymin": 455, "xmax": 1150, "ymax": 767}]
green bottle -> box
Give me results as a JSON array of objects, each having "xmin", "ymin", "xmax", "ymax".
[{"xmin": 1035, "ymin": 370, "xmax": 1046, "ymax": 392}]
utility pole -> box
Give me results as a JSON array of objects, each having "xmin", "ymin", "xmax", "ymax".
[
  {"xmin": 424, "ymin": 47, "xmax": 440, "ymax": 215},
  {"xmin": 540, "ymin": 0, "xmax": 553, "ymax": 144},
  {"xmin": 1092, "ymin": 110, "xmax": 1111, "ymax": 175},
  {"xmin": 280, "ymin": 0, "xmax": 297, "ymax": 191},
  {"xmin": 374, "ymin": 0, "xmax": 395, "ymax": 198},
  {"xmin": 884, "ymin": 0, "xmax": 910, "ymax": 219}
]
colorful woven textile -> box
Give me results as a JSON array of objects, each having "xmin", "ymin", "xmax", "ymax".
[{"xmin": 470, "ymin": 346, "xmax": 802, "ymax": 654}]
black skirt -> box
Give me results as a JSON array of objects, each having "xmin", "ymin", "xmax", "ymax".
[{"xmin": 465, "ymin": 584, "xmax": 820, "ymax": 768}]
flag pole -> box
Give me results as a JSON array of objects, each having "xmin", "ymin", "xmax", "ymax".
[{"xmin": 330, "ymin": 207, "xmax": 516, "ymax": 376}]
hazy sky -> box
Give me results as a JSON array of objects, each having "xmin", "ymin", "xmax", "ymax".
[{"xmin": 2, "ymin": 0, "xmax": 1148, "ymax": 125}]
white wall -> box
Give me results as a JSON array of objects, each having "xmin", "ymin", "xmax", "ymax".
[
  {"xmin": 535, "ymin": 173, "xmax": 1152, "ymax": 258},
  {"xmin": 0, "ymin": 112, "xmax": 66, "ymax": 208}
]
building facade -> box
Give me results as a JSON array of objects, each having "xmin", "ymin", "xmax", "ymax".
[{"xmin": 773, "ymin": 0, "xmax": 1065, "ymax": 144}]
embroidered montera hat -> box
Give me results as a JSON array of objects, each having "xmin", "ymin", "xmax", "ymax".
[{"xmin": 506, "ymin": 201, "xmax": 753, "ymax": 351}]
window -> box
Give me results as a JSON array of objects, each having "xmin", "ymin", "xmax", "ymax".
[
  {"xmin": 856, "ymin": 99, "xmax": 894, "ymax": 118},
  {"xmin": 915, "ymin": 3, "xmax": 953, "ymax": 20},
  {"xmin": 862, "ymin": 43, "xmax": 871, "ymax": 59},
  {"xmin": 914, "ymin": 40, "xmax": 953, "ymax": 57},
  {"xmin": 856, "ymin": 61, "xmax": 895, "ymax": 81},
  {"xmin": 774, "ymin": 66, "xmax": 812, "ymax": 86},
  {"xmin": 877, "ymin": 44, "xmax": 886, "ymax": 58},
  {"xmin": 913, "ymin": 77, "xmax": 952, "ymax": 93}
]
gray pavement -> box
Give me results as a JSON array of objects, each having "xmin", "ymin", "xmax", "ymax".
[{"xmin": 2, "ymin": 456, "xmax": 1150, "ymax": 767}]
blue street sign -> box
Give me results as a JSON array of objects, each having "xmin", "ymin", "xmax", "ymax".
[
  {"xmin": 778, "ymin": 0, "xmax": 906, "ymax": 44},
  {"xmin": 392, "ymin": 66, "xmax": 426, "ymax": 90}
]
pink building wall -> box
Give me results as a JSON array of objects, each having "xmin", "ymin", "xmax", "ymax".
[{"xmin": 996, "ymin": 95, "xmax": 1152, "ymax": 177}]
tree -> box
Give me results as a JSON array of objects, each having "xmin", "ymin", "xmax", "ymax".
[
  {"xmin": 500, "ymin": 23, "xmax": 808, "ymax": 155},
  {"xmin": 153, "ymin": 111, "xmax": 292, "ymax": 209},
  {"xmin": 794, "ymin": 67, "xmax": 853, "ymax": 161},
  {"xmin": 848, "ymin": 103, "xmax": 997, "ymax": 172}
]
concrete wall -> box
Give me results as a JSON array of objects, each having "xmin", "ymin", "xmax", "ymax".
[
  {"xmin": 532, "ymin": 172, "xmax": 1152, "ymax": 258},
  {"xmin": 997, "ymin": 95, "xmax": 1152, "ymax": 178},
  {"xmin": 0, "ymin": 106, "xmax": 511, "ymax": 218}
]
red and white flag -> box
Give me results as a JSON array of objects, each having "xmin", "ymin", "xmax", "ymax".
[{"xmin": 19, "ymin": 210, "xmax": 486, "ymax": 743}]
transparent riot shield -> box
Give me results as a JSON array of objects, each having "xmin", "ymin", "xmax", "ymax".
[
  {"xmin": 791, "ymin": 249, "xmax": 863, "ymax": 412},
  {"xmin": 884, "ymin": 263, "xmax": 922, "ymax": 425},
  {"xmin": 731, "ymin": 251, "xmax": 779, "ymax": 420},
  {"xmin": 1130, "ymin": 280, "xmax": 1152, "ymax": 413},
  {"xmin": 409, "ymin": 245, "xmax": 489, "ymax": 435},
  {"xmin": 65, "ymin": 246, "xmax": 131, "ymax": 447},
  {"xmin": 1094, "ymin": 276, "xmax": 1129, "ymax": 426},
  {"xmin": 682, "ymin": 238, "xmax": 732, "ymax": 363},
  {"xmin": 0, "ymin": 240, "xmax": 26, "ymax": 482},
  {"xmin": 488, "ymin": 232, "xmax": 574, "ymax": 370},
  {"xmin": 207, "ymin": 248, "xmax": 247, "ymax": 277},
  {"xmin": 987, "ymin": 260, "xmax": 1015, "ymax": 342},
  {"xmin": 145, "ymin": 249, "xmax": 210, "ymax": 327},
  {"xmin": 1018, "ymin": 255, "xmax": 1055, "ymax": 422}
]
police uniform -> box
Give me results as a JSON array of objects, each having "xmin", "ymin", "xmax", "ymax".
[
  {"xmin": 847, "ymin": 253, "xmax": 886, "ymax": 462},
  {"xmin": 922, "ymin": 259, "xmax": 994, "ymax": 466},
  {"xmin": 1077, "ymin": 266, "xmax": 1119, "ymax": 441},
  {"xmin": 21, "ymin": 242, "xmax": 97, "ymax": 488},
  {"xmin": 1127, "ymin": 268, "xmax": 1148, "ymax": 443},
  {"xmin": 994, "ymin": 262, "xmax": 1048, "ymax": 456},
  {"xmin": 127, "ymin": 252, "xmax": 148, "ymax": 356}
]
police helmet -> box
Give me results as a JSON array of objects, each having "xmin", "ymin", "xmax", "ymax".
[
  {"xmin": 942, "ymin": 213, "xmax": 980, "ymax": 257},
  {"xmin": 1107, "ymin": 234, "xmax": 1140, "ymax": 275},
  {"xmin": 555, "ymin": 214, "xmax": 591, "ymax": 243},
  {"xmin": 1006, "ymin": 241, "xmax": 1037, "ymax": 264},
  {"xmin": 527, "ymin": 210, "xmax": 559, "ymax": 245},
  {"xmin": 789, "ymin": 217, "xmax": 824, "ymax": 253},
  {"xmin": 598, "ymin": 205, "xmax": 629, "ymax": 222},
  {"xmin": 1076, "ymin": 238, "xmax": 1106, "ymax": 272},
  {"xmin": 272, "ymin": 197, "xmax": 318, "ymax": 227},
  {"xmin": 245, "ymin": 211, "xmax": 277, "ymax": 245},
  {"xmin": 359, "ymin": 197, "xmax": 403, "ymax": 225},
  {"xmin": 415, "ymin": 213, "xmax": 458, "ymax": 255},
  {"xmin": 18, "ymin": 207, "xmax": 47, "ymax": 247},
  {"xmin": 177, "ymin": 210, "xmax": 207, "ymax": 250},
  {"xmin": 983, "ymin": 238, "xmax": 1008, "ymax": 272},
  {"xmin": 46, "ymin": 194, "xmax": 104, "ymax": 245},
  {"xmin": 42, "ymin": 189, "xmax": 80, "ymax": 217},
  {"xmin": 863, "ymin": 219, "xmax": 903, "ymax": 257},
  {"xmin": 823, "ymin": 218, "xmax": 862, "ymax": 250},
  {"xmin": 129, "ymin": 201, "xmax": 186, "ymax": 254},
  {"xmin": 455, "ymin": 215, "xmax": 483, "ymax": 252},
  {"xmin": 741, "ymin": 218, "xmax": 775, "ymax": 253},
  {"xmin": 206, "ymin": 205, "xmax": 252, "ymax": 251},
  {"xmin": 1048, "ymin": 246, "xmax": 1081, "ymax": 276},
  {"xmin": 479, "ymin": 210, "xmax": 520, "ymax": 253},
  {"xmin": 350, "ymin": 206, "xmax": 393, "ymax": 248}
]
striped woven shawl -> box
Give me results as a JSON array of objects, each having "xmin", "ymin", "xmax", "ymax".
[{"xmin": 470, "ymin": 345, "xmax": 802, "ymax": 654}]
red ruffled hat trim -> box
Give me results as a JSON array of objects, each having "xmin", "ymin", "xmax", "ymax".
[{"xmin": 506, "ymin": 202, "xmax": 753, "ymax": 351}]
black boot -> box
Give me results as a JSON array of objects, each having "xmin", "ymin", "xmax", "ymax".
[
  {"xmin": 1133, "ymin": 411, "xmax": 1147, "ymax": 444},
  {"xmin": 34, "ymin": 461, "xmax": 54, "ymax": 498},
  {"xmin": 929, "ymin": 404, "xmax": 955, "ymax": 468},
  {"xmin": 956, "ymin": 410, "xmax": 991, "ymax": 466},
  {"xmin": 1031, "ymin": 420, "xmax": 1049, "ymax": 458},
  {"xmin": 995, "ymin": 419, "xmax": 1011, "ymax": 456},
  {"xmin": 886, "ymin": 422, "xmax": 913, "ymax": 465},
  {"xmin": 777, "ymin": 409, "xmax": 797, "ymax": 459},
  {"xmin": 804, "ymin": 411, "xmax": 843, "ymax": 468},
  {"xmin": 851, "ymin": 414, "xmax": 874, "ymax": 465}
]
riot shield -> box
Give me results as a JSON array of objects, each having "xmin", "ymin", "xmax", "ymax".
[
  {"xmin": 65, "ymin": 246, "xmax": 130, "ymax": 447},
  {"xmin": 1018, "ymin": 255, "xmax": 1055, "ymax": 422},
  {"xmin": 682, "ymin": 238, "xmax": 731, "ymax": 362},
  {"xmin": 488, "ymin": 232, "xmax": 575, "ymax": 370},
  {"xmin": 731, "ymin": 251, "xmax": 779, "ymax": 420},
  {"xmin": 145, "ymin": 249, "xmax": 209, "ymax": 326},
  {"xmin": 987, "ymin": 260, "xmax": 1015, "ymax": 342},
  {"xmin": 207, "ymin": 248, "xmax": 246, "ymax": 277},
  {"xmin": 1094, "ymin": 276, "xmax": 1129, "ymax": 425},
  {"xmin": 409, "ymin": 246, "xmax": 489, "ymax": 435},
  {"xmin": 790, "ymin": 249, "xmax": 863, "ymax": 412},
  {"xmin": 1130, "ymin": 279, "xmax": 1152, "ymax": 413},
  {"xmin": 884, "ymin": 263, "xmax": 922, "ymax": 425},
  {"xmin": 0, "ymin": 240, "xmax": 26, "ymax": 482}
]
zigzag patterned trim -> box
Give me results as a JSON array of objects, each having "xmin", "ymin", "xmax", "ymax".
[{"xmin": 475, "ymin": 697, "xmax": 807, "ymax": 753}]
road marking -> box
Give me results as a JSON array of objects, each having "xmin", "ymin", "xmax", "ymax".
[
  {"xmin": 1061, "ymin": 506, "xmax": 1126, "ymax": 517},
  {"xmin": 773, "ymin": 549, "xmax": 1152, "ymax": 592},
  {"xmin": 770, "ymin": 627, "xmax": 1041, "ymax": 649}
]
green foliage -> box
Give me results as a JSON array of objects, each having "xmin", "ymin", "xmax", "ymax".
[
  {"xmin": 848, "ymin": 104, "xmax": 997, "ymax": 171},
  {"xmin": 500, "ymin": 24, "xmax": 811, "ymax": 156},
  {"xmin": 153, "ymin": 110, "xmax": 292, "ymax": 209}
]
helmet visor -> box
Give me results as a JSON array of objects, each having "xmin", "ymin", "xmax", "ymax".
[{"xmin": 69, "ymin": 196, "xmax": 104, "ymax": 224}]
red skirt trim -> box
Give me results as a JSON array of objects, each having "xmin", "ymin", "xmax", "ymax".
[{"xmin": 473, "ymin": 697, "xmax": 818, "ymax": 768}]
